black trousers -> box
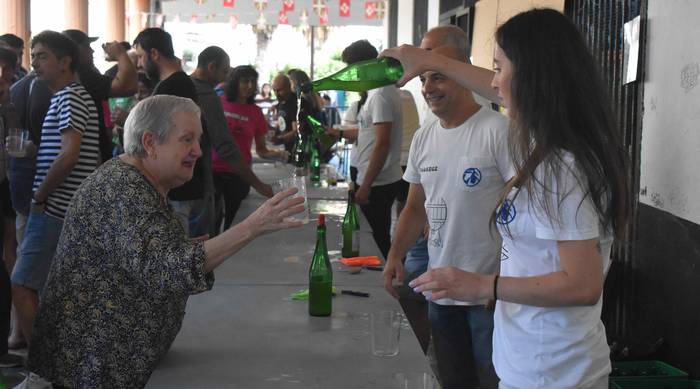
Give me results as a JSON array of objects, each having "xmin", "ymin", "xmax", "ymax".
[
  {"xmin": 357, "ymin": 180, "xmax": 401, "ymax": 259},
  {"xmin": 213, "ymin": 172, "xmax": 251, "ymax": 234}
]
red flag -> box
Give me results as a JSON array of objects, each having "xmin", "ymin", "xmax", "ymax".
[
  {"xmin": 283, "ymin": 0, "xmax": 294, "ymax": 12},
  {"xmin": 223, "ymin": 0, "xmax": 234, "ymax": 7},
  {"xmin": 364, "ymin": 1, "xmax": 376, "ymax": 20},
  {"xmin": 339, "ymin": 0, "xmax": 350, "ymax": 17},
  {"xmin": 319, "ymin": 6, "xmax": 329, "ymax": 25},
  {"xmin": 278, "ymin": 10, "xmax": 289, "ymax": 25}
]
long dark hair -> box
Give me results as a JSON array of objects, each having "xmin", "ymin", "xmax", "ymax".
[
  {"xmin": 225, "ymin": 65, "xmax": 258, "ymax": 104},
  {"xmin": 287, "ymin": 68, "xmax": 323, "ymax": 112},
  {"xmin": 342, "ymin": 40, "xmax": 378, "ymax": 114},
  {"xmin": 495, "ymin": 8, "xmax": 629, "ymax": 239}
]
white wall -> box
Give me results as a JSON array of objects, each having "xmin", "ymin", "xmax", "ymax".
[
  {"xmin": 639, "ymin": 0, "xmax": 700, "ymax": 224},
  {"xmin": 396, "ymin": 1, "xmax": 414, "ymax": 45}
]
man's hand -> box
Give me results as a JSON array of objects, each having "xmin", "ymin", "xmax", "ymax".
[
  {"xmin": 103, "ymin": 41, "xmax": 127, "ymax": 61},
  {"xmin": 355, "ymin": 184, "xmax": 370, "ymax": 205},
  {"xmin": 382, "ymin": 257, "xmax": 405, "ymax": 300}
]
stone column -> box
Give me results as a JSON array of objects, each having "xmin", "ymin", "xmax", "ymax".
[
  {"xmin": 126, "ymin": 0, "xmax": 150, "ymax": 43},
  {"xmin": 105, "ymin": 0, "xmax": 126, "ymax": 42},
  {"xmin": 64, "ymin": 0, "xmax": 89, "ymax": 31},
  {"xmin": 0, "ymin": 0, "xmax": 31, "ymax": 69}
]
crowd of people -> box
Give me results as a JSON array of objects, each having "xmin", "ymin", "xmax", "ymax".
[{"xmin": 0, "ymin": 7, "xmax": 628, "ymax": 389}]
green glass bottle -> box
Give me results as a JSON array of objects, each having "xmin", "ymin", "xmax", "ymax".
[
  {"xmin": 342, "ymin": 190, "xmax": 360, "ymax": 258},
  {"xmin": 309, "ymin": 214, "xmax": 332, "ymax": 316},
  {"xmin": 310, "ymin": 139, "xmax": 321, "ymax": 183},
  {"xmin": 293, "ymin": 131, "xmax": 307, "ymax": 176},
  {"xmin": 300, "ymin": 57, "xmax": 404, "ymax": 93},
  {"xmin": 305, "ymin": 115, "xmax": 336, "ymax": 151}
]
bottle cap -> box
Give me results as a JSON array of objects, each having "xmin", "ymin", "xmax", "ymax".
[{"xmin": 318, "ymin": 214, "xmax": 325, "ymax": 225}]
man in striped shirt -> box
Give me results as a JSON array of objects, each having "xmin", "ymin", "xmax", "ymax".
[{"xmin": 11, "ymin": 31, "xmax": 100, "ymax": 344}]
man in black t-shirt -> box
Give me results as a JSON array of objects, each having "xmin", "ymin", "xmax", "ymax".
[
  {"xmin": 133, "ymin": 28, "xmax": 212, "ymax": 237},
  {"xmin": 63, "ymin": 29, "xmax": 137, "ymax": 163},
  {"xmin": 271, "ymin": 73, "xmax": 298, "ymax": 158}
]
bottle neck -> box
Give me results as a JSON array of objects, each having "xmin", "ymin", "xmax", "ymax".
[{"xmin": 315, "ymin": 226, "xmax": 327, "ymax": 251}]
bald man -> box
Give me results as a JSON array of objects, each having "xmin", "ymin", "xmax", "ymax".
[
  {"xmin": 384, "ymin": 44, "xmax": 514, "ymax": 389},
  {"xmin": 271, "ymin": 73, "xmax": 298, "ymax": 158}
]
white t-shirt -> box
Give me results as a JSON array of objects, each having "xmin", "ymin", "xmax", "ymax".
[
  {"xmin": 399, "ymin": 90, "xmax": 419, "ymax": 166},
  {"xmin": 344, "ymin": 101, "xmax": 360, "ymax": 168},
  {"xmin": 355, "ymin": 86, "xmax": 403, "ymax": 187},
  {"xmin": 404, "ymin": 106, "xmax": 514, "ymax": 305},
  {"xmin": 493, "ymin": 152, "xmax": 612, "ymax": 388}
]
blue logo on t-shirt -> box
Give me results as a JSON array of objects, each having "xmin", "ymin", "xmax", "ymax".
[
  {"xmin": 463, "ymin": 168, "xmax": 482, "ymax": 187},
  {"xmin": 496, "ymin": 200, "xmax": 516, "ymax": 225}
]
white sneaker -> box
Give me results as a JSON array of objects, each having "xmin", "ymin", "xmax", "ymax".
[{"xmin": 12, "ymin": 372, "xmax": 52, "ymax": 389}]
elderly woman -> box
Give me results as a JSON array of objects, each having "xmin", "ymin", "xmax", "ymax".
[{"xmin": 24, "ymin": 95, "xmax": 304, "ymax": 388}]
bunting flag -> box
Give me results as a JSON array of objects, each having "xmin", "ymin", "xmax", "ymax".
[
  {"xmin": 375, "ymin": 1, "xmax": 386, "ymax": 19},
  {"xmin": 223, "ymin": 0, "xmax": 234, "ymax": 7},
  {"xmin": 194, "ymin": 0, "xmax": 207, "ymax": 4},
  {"xmin": 278, "ymin": 10, "xmax": 289, "ymax": 25},
  {"xmin": 229, "ymin": 14, "xmax": 239, "ymax": 28},
  {"xmin": 174, "ymin": 13, "xmax": 182, "ymax": 23},
  {"xmin": 155, "ymin": 13, "xmax": 165, "ymax": 25},
  {"xmin": 256, "ymin": 11, "xmax": 267, "ymax": 28},
  {"xmin": 253, "ymin": 0, "xmax": 268, "ymax": 11},
  {"xmin": 312, "ymin": 0, "xmax": 326, "ymax": 16},
  {"xmin": 364, "ymin": 1, "xmax": 376, "ymax": 20},
  {"xmin": 299, "ymin": 8, "xmax": 309, "ymax": 28},
  {"xmin": 339, "ymin": 0, "xmax": 350, "ymax": 17},
  {"xmin": 141, "ymin": 12, "xmax": 150, "ymax": 28},
  {"xmin": 190, "ymin": 14, "xmax": 198, "ymax": 23},
  {"xmin": 283, "ymin": 0, "xmax": 294, "ymax": 12},
  {"xmin": 318, "ymin": 6, "xmax": 329, "ymax": 25}
]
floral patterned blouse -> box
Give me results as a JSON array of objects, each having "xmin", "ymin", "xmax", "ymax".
[{"xmin": 28, "ymin": 158, "xmax": 214, "ymax": 388}]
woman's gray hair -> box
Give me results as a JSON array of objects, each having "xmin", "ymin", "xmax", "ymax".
[{"xmin": 123, "ymin": 95, "xmax": 201, "ymax": 157}]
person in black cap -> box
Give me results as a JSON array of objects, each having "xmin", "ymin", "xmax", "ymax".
[{"xmin": 63, "ymin": 29, "xmax": 138, "ymax": 163}]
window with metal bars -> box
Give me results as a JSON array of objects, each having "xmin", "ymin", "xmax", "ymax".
[{"xmin": 565, "ymin": 0, "xmax": 647, "ymax": 342}]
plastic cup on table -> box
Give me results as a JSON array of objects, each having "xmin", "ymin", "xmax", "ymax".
[
  {"xmin": 394, "ymin": 372, "xmax": 439, "ymax": 389},
  {"xmin": 371, "ymin": 309, "xmax": 401, "ymax": 357},
  {"xmin": 275, "ymin": 176, "xmax": 310, "ymax": 224}
]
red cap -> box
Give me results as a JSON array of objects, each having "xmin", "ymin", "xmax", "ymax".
[{"xmin": 317, "ymin": 214, "xmax": 325, "ymax": 225}]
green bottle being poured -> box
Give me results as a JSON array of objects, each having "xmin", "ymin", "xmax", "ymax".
[
  {"xmin": 293, "ymin": 131, "xmax": 308, "ymax": 177},
  {"xmin": 300, "ymin": 57, "xmax": 404, "ymax": 93},
  {"xmin": 342, "ymin": 189, "xmax": 360, "ymax": 258},
  {"xmin": 309, "ymin": 214, "xmax": 332, "ymax": 316},
  {"xmin": 310, "ymin": 139, "xmax": 321, "ymax": 184},
  {"xmin": 305, "ymin": 115, "xmax": 337, "ymax": 152}
]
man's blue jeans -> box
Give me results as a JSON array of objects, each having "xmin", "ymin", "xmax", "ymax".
[{"xmin": 428, "ymin": 302, "xmax": 498, "ymax": 389}]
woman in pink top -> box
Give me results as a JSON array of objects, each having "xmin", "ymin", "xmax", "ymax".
[{"xmin": 212, "ymin": 65, "xmax": 286, "ymax": 232}]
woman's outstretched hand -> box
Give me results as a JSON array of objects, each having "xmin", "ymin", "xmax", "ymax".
[
  {"xmin": 243, "ymin": 187, "xmax": 306, "ymax": 237},
  {"xmin": 379, "ymin": 44, "xmax": 432, "ymax": 87}
]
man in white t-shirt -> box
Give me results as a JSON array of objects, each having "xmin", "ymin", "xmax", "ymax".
[
  {"xmin": 384, "ymin": 43, "xmax": 514, "ymax": 388},
  {"xmin": 341, "ymin": 40, "xmax": 403, "ymax": 258}
]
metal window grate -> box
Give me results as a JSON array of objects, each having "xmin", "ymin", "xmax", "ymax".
[{"xmin": 565, "ymin": 0, "xmax": 647, "ymax": 340}]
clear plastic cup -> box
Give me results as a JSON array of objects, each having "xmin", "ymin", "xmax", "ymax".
[
  {"xmin": 6, "ymin": 128, "xmax": 29, "ymax": 158},
  {"xmin": 371, "ymin": 309, "xmax": 401, "ymax": 357},
  {"xmin": 276, "ymin": 176, "xmax": 310, "ymax": 223}
]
